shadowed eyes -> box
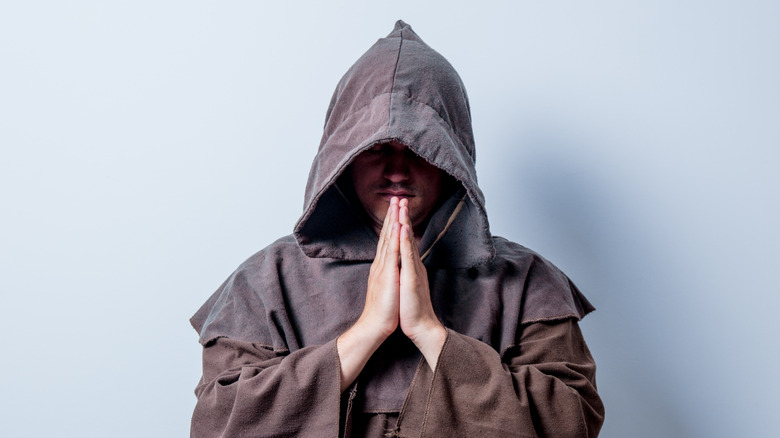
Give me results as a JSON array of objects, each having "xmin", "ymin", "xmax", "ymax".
[{"xmin": 364, "ymin": 146, "xmax": 419, "ymax": 160}]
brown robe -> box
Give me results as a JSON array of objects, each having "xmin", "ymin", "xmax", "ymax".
[{"xmin": 190, "ymin": 20, "xmax": 604, "ymax": 437}]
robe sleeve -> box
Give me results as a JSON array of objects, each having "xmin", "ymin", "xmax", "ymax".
[
  {"xmin": 397, "ymin": 318, "xmax": 604, "ymax": 438},
  {"xmin": 191, "ymin": 337, "xmax": 343, "ymax": 438}
]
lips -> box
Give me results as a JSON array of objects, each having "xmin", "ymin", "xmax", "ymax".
[{"xmin": 378, "ymin": 191, "xmax": 415, "ymax": 199}]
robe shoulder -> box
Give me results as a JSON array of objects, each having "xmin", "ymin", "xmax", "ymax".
[
  {"xmin": 189, "ymin": 234, "xmax": 306, "ymax": 347},
  {"xmin": 490, "ymin": 236, "xmax": 595, "ymax": 326}
]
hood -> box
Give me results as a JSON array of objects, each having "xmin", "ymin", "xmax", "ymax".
[{"xmin": 293, "ymin": 20, "xmax": 494, "ymax": 268}]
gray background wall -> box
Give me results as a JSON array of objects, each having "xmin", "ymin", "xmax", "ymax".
[{"xmin": 1, "ymin": 1, "xmax": 777, "ymax": 436}]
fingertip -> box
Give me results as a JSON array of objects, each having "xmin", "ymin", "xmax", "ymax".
[{"xmin": 390, "ymin": 198, "xmax": 400, "ymax": 223}]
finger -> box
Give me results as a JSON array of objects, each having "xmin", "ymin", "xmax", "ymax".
[
  {"xmin": 383, "ymin": 196, "xmax": 398, "ymax": 232},
  {"xmin": 377, "ymin": 197, "xmax": 395, "ymax": 244},
  {"xmin": 400, "ymin": 223, "xmax": 413, "ymax": 266},
  {"xmin": 388, "ymin": 209, "xmax": 401, "ymax": 262},
  {"xmin": 399, "ymin": 201, "xmax": 412, "ymax": 235},
  {"xmin": 400, "ymin": 229, "xmax": 424, "ymax": 283},
  {"xmin": 376, "ymin": 197, "xmax": 399, "ymax": 256},
  {"xmin": 385, "ymin": 197, "xmax": 400, "ymax": 252},
  {"xmin": 399, "ymin": 203, "xmax": 421, "ymax": 261}
]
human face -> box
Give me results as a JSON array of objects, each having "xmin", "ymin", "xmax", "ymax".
[{"xmin": 350, "ymin": 142, "xmax": 446, "ymax": 236}]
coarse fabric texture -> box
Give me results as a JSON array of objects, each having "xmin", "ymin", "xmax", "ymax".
[{"xmin": 190, "ymin": 20, "xmax": 604, "ymax": 437}]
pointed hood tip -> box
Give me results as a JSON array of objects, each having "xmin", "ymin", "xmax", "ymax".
[
  {"xmin": 392, "ymin": 19, "xmax": 412, "ymax": 32},
  {"xmin": 390, "ymin": 19, "xmax": 421, "ymax": 41}
]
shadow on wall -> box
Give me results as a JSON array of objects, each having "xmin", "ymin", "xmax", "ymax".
[{"xmin": 493, "ymin": 131, "xmax": 699, "ymax": 438}]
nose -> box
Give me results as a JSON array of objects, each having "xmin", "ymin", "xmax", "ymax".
[{"xmin": 382, "ymin": 151, "xmax": 410, "ymax": 183}]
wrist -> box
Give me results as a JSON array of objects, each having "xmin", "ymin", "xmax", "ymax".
[
  {"xmin": 337, "ymin": 321, "xmax": 390, "ymax": 392},
  {"xmin": 350, "ymin": 317, "xmax": 393, "ymax": 348},
  {"xmin": 409, "ymin": 322, "xmax": 447, "ymax": 370}
]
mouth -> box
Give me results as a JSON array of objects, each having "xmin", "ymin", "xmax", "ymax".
[{"xmin": 378, "ymin": 191, "xmax": 415, "ymax": 200}]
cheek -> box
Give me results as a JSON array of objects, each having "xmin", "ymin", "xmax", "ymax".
[
  {"xmin": 411, "ymin": 170, "xmax": 445, "ymax": 218},
  {"xmin": 350, "ymin": 165, "xmax": 373, "ymax": 197},
  {"xmin": 351, "ymin": 160, "xmax": 380, "ymax": 182},
  {"xmin": 420, "ymin": 170, "xmax": 444, "ymax": 196}
]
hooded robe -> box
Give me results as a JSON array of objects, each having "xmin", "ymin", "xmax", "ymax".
[{"xmin": 190, "ymin": 21, "xmax": 604, "ymax": 437}]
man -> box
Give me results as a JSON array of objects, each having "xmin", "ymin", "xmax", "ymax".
[{"xmin": 190, "ymin": 21, "xmax": 604, "ymax": 437}]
